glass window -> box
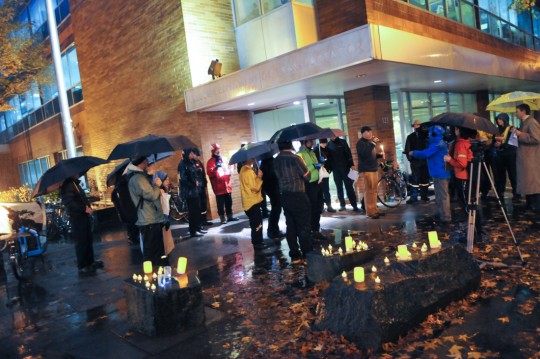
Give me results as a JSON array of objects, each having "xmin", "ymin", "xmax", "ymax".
[
  {"xmin": 261, "ymin": 0, "xmax": 289, "ymax": 13},
  {"xmin": 430, "ymin": 0, "xmax": 446, "ymax": 16},
  {"xmin": 29, "ymin": 0, "xmax": 47, "ymax": 33},
  {"xmin": 446, "ymin": 0, "xmax": 461, "ymax": 22},
  {"xmin": 431, "ymin": 93, "xmax": 448, "ymax": 116},
  {"xmin": 391, "ymin": 92, "xmax": 405, "ymax": 168},
  {"xmin": 448, "ymin": 93, "xmax": 464, "ymax": 113},
  {"xmin": 0, "ymin": 113, "xmax": 6, "ymax": 131},
  {"xmin": 66, "ymin": 47, "xmax": 81, "ymax": 87},
  {"xmin": 409, "ymin": 92, "xmax": 431, "ymax": 122},
  {"xmin": 233, "ymin": 0, "xmax": 261, "ymax": 26},
  {"xmin": 463, "ymin": 93, "xmax": 477, "ymax": 113},
  {"xmin": 294, "ymin": 0, "xmax": 313, "ymax": 4},
  {"xmin": 410, "ymin": 0, "xmax": 428, "ymax": 10},
  {"xmin": 18, "ymin": 157, "xmax": 49, "ymax": 187},
  {"xmin": 461, "ymin": 0, "xmax": 476, "ymax": 28}
]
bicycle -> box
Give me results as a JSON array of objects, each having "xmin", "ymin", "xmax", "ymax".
[
  {"xmin": 168, "ymin": 187, "xmax": 189, "ymax": 222},
  {"xmin": 45, "ymin": 202, "xmax": 72, "ymax": 240},
  {"xmin": 0, "ymin": 226, "xmax": 47, "ymax": 280},
  {"xmin": 377, "ymin": 159, "xmax": 408, "ymax": 208}
]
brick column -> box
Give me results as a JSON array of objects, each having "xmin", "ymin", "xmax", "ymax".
[
  {"xmin": 315, "ymin": 0, "xmax": 367, "ymax": 40},
  {"xmin": 344, "ymin": 85, "xmax": 396, "ymax": 197},
  {"xmin": 476, "ymin": 90, "xmax": 491, "ymax": 120}
]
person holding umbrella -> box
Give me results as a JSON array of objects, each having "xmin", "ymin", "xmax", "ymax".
[
  {"xmin": 239, "ymin": 159, "xmax": 266, "ymax": 250},
  {"xmin": 178, "ymin": 149, "xmax": 205, "ymax": 238},
  {"xmin": 207, "ymin": 143, "xmax": 239, "ymax": 224},
  {"xmin": 60, "ymin": 176, "xmax": 103, "ymax": 275}
]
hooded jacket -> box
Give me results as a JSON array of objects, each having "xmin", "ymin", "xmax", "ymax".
[
  {"xmin": 207, "ymin": 153, "xmax": 232, "ymax": 195},
  {"xmin": 411, "ymin": 126, "xmax": 450, "ymax": 179},
  {"xmin": 126, "ymin": 163, "xmax": 163, "ymax": 226},
  {"xmin": 178, "ymin": 149, "xmax": 200, "ymax": 199}
]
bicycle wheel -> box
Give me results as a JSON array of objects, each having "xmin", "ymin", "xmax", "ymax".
[
  {"xmin": 169, "ymin": 207, "xmax": 182, "ymax": 221},
  {"xmin": 377, "ymin": 178, "xmax": 402, "ymax": 208},
  {"xmin": 10, "ymin": 243, "xmax": 25, "ymax": 280}
]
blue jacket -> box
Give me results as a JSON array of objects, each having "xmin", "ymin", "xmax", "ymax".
[{"xmin": 412, "ymin": 127, "xmax": 450, "ymax": 179}]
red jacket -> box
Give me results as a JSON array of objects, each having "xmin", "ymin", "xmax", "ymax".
[
  {"xmin": 448, "ymin": 138, "xmax": 472, "ymax": 180},
  {"xmin": 207, "ymin": 156, "xmax": 232, "ymax": 195}
]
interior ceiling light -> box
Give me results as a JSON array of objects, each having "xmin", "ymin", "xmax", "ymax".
[
  {"xmin": 293, "ymin": 101, "xmax": 301, "ymax": 105},
  {"xmin": 434, "ymin": 80, "xmax": 443, "ymax": 83},
  {"xmin": 318, "ymin": 102, "xmax": 325, "ymax": 106},
  {"xmin": 355, "ymin": 74, "xmax": 367, "ymax": 78},
  {"xmin": 247, "ymin": 102, "xmax": 255, "ymax": 106}
]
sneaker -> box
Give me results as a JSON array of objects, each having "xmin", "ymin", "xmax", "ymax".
[
  {"xmin": 368, "ymin": 214, "xmax": 380, "ymax": 219},
  {"xmin": 352, "ymin": 207, "xmax": 361, "ymax": 212},
  {"xmin": 378, "ymin": 212, "xmax": 386, "ymax": 217},
  {"xmin": 338, "ymin": 207, "xmax": 346, "ymax": 211},
  {"xmin": 190, "ymin": 232, "xmax": 204, "ymax": 238},
  {"xmin": 78, "ymin": 265, "xmax": 96, "ymax": 275},
  {"xmin": 327, "ymin": 207, "xmax": 337, "ymax": 213},
  {"xmin": 220, "ymin": 216, "xmax": 227, "ymax": 224},
  {"xmin": 227, "ymin": 216, "xmax": 240, "ymax": 222},
  {"xmin": 197, "ymin": 228, "xmax": 208, "ymax": 233},
  {"xmin": 201, "ymin": 220, "xmax": 213, "ymax": 226}
]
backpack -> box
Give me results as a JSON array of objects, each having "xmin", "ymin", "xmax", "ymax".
[{"xmin": 111, "ymin": 172, "xmax": 143, "ymax": 224}]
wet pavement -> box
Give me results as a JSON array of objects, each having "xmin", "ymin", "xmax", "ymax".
[{"xmin": 0, "ymin": 195, "xmax": 538, "ymax": 358}]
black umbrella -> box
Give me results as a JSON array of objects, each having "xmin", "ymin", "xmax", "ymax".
[
  {"xmin": 297, "ymin": 127, "xmax": 347, "ymax": 141},
  {"xmin": 229, "ymin": 141, "xmax": 279, "ymax": 165},
  {"xmin": 106, "ymin": 159, "xmax": 130, "ymax": 187},
  {"xmin": 430, "ymin": 112, "xmax": 498, "ymax": 135},
  {"xmin": 32, "ymin": 156, "xmax": 108, "ymax": 198},
  {"xmin": 269, "ymin": 123, "xmax": 323, "ymax": 143},
  {"xmin": 107, "ymin": 134, "xmax": 197, "ymax": 161}
]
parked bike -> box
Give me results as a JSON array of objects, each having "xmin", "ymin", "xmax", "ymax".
[
  {"xmin": 45, "ymin": 202, "xmax": 71, "ymax": 240},
  {"xmin": 168, "ymin": 187, "xmax": 189, "ymax": 222},
  {"xmin": 0, "ymin": 226, "xmax": 47, "ymax": 280},
  {"xmin": 377, "ymin": 159, "xmax": 409, "ymax": 208}
]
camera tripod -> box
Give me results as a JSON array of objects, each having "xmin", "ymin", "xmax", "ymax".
[{"xmin": 466, "ymin": 147, "xmax": 525, "ymax": 265}]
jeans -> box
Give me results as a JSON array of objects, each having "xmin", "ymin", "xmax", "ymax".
[
  {"xmin": 139, "ymin": 223, "xmax": 166, "ymax": 265},
  {"xmin": 186, "ymin": 196, "xmax": 201, "ymax": 235},
  {"xmin": 266, "ymin": 188, "xmax": 282, "ymax": 234},
  {"xmin": 281, "ymin": 192, "xmax": 313, "ymax": 259},
  {"xmin": 433, "ymin": 178, "xmax": 451, "ymax": 222},
  {"xmin": 216, "ymin": 193, "xmax": 233, "ymax": 217},
  {"xmin": 70, "ymin": 213, "xmax": 95, "ymax": 269}
]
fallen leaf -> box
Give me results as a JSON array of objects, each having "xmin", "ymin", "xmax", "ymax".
[
  {"xmin": 314, "ymin": 343, "xmax": 323, "ymax": 351},
  {"xmin": 241, "ymin": 336, "xmax": 251, "ymax": 343},
  {"xmin": 497, "ymin": 317, "xmax": 510, "ymax": 323},
  {"xmin": 448, "ymin": 344, "xmax": 464, "ymax": 358},
  {"xmin": 502, "ymin": 296, "xmax": 514, "ymax": 302},
  {"xmin": 222, "ymin": 343, "xmax": 230, "ymax": 349},
  {"xmin": 442, "ymin": 336, "xmax": 455, "ymax": 343},
  {"xmin": 211, "ymin": 302, "xmax": 221, "ymax": 308},
  {"xmin": 467, "ymin": 352, "xmax": 483, "ymax": 359}
]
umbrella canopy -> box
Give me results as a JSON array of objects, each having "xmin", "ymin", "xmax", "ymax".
[
  {"xmin": 297, "ymin": 128, "xmax": 346, "ymax": 141},
  {"xmin": 269, "ymin": 123, "xmax": 323, "ymax": 143},
  {"xmin": 229, "ymin": 141, "xmax": 279, "ymax": 165},
  {"xmin": 32, "ymin": 156, "xmax": 107, "ymax": 198},
  {"xmin": 430, "ymin": 112, "xmax": 498, "ymax": 135},
  {"xmin": 106, "ymin": 152, "xmax": 173, "ymax": 187},
  {"xmin": 486, "ymin": 91, "xmax": 540, "ymax": 112},
  {"xmin": 107, "ymin": 134, "xmax": 196, "ymax": 161}
]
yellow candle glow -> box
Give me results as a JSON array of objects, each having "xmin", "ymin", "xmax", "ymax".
[
  {"xmin": 150, "ymin": 284, "xmax": 156, "ymax": 291},
  {"xmin": 421, "ymin": 243, "xmax": 428, "ymax": 252},
  {"xmin": 177, "ymin": 274, "xmax": 189, "ymax": 288},
  {"xmin": 375, "ymin": 276, "xmax": 381, "ymax": 284},
  {"xmin": 328, "ymin": 244, "xmax": 333, "ymax": 252},
  {"xmin": 428, "ymin": 231, "xmax": 441, "ymax": 248},
  {"xmin": 132, "ymin": 274, "xmax": 137, "ymax": 281},
  {"xmin": 177, "ymin": 257, "xmax": 188, "ymax": 274},
  {"xmin": 412, "ymin": 242, "xmax": 417, "ymax": 248},
  {"xmin": 397, "ymin": 244, "xmax": 410, "ymax": 259},
  {"xmin": 143, "ymin": 261, "xmax": 153, "ymax": 274},
  {"xmin": 145, "ymin": 281, "xmax": 150, "ymax": 289},
  {"xmin": 152, "ymin": 273, "xmax": 158, "ymax": 280},
  {"xmin": 137, "ymin": 274, "xmax": 142, "ymax": 281},
  {"xmin": 158, "ymin": 266, "xmax": 163, "ymax": 274},
  {"xmin": 372, "ymin": 265, "xmax": 377, "ymax": 273},
  {"xmin": 384, "ymin": 257, "xmax": 390, "ymax": 264},
  {"xmin": 338, "ymin": 247, "xmax": 343, "ymax": 255},
  {"xmin": 344, "ymin": 236, "xmax": 354, "ymax": 252},
  {"xmin": 342, "ymin": 271, "xmax": 347, "ymax": 278},
  {"xmin": 143, "ymin": 275, "xmax": 148, "ymax": 282},
  {"xmin": 354, "ymin": 267, "xmax": 365, "ymax": 283}
]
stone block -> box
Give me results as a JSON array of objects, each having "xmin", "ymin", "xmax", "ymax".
[
  {"xmin": 306, "ymin": 248, "xmax": 378, "ymax": 283},
  {"xmin": 125, "ymin": 274, "xmax": 205, "ymax": 337},
  {"xmin": 315, "ymin": 245, "xmax": 481, "ymax": 350}
]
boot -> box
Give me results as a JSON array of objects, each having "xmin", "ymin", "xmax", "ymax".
[
  {"xmin": 326, "ymin": 203, "xmax": 336, "ymax": 213},
  {"xmin": 227, "ymin": 215, "xmax": 239, "ymax": 222},
  {"xmin": 220, "ymin": 216, "xmax": 227, "ymax": 224},
  {"xmin": 201, "ymin": 213, "xmax": 212, "ymax": 226}
]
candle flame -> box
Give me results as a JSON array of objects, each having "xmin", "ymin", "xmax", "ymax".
[{"xmin": 375, "ymin": 276, "xmax": 381, "ymax": 283}]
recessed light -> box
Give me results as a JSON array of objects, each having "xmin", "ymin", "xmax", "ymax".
[
  {"xmin": 247, "ymin": 102, "xmax": 255, "ymax": 106},
  {"xmin": 293, "ymin": 101, "xmax": 300, "ymax": 105},
  {"xmin": 356, "ymin": 74, "xmax": 367, "ymax": 78},
  {"xmin": 318, "ymin": 102, "xmax": 325, "ymax": 106},
  {"xmin": 433, "ymin": 80, "xmax": 443, "ymax": 83}
]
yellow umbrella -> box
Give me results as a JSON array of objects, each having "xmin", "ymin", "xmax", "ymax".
[{"xmin": 486, "ymin": 91, "xmax": 540, "ymax": 112}]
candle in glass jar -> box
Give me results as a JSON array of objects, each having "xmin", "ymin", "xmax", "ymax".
[
  {"xmin": 371, "ymin": 265, "xmax": 377, "ymax": 273},
  {"xmin": 177, "ymin": 257, "xmax": 188, "ymax": 274},
  {"xmin": 428, "ymin": 231, "xmax": 441, "ymax": 248},
  {"xmin": 132, "ymin": 274, "xmax": 137, "ymax": 281},
  {"xmin": 137, "ymin": 274, "xmax": 143, "ymax": 282},
  {"xmin": 354, "ymin": 267, "xmax": 365, "ymax": 282},
  {"xmin": 344, "ymin": 236, "xmax": 354, "ymax": 252},
  {"xmin": 143, "ymin": 261, "xmax": 153, "ymax": 274},
  {"xmin": 397, "ymin": 244, "xmax": 410, "ymax": 259},
  {"xmin": 421, "ymin": 243, "xmax": 428, "ymax": 252}
]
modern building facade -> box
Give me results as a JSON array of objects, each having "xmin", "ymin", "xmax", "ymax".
[{"xmin": 1, "ymin": 0, "xmax": 539, "ymax": 218}]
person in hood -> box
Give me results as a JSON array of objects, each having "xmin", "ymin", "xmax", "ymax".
[
  {"xmin": 492, "ymin": 113, "xmax": 519, "ymax": 200},
  {"xmin": 178, "ymin": 148, "xmax": 206, "ymax": 238},
  {"xmin": 409, "ymin": 125, "xmax": 451, "ymax": 224},
  {"xmin": 404, "ymin": 120, "xmax": 430, "ymax": 203},
  {"xmin": 126, "ymin": 156, "xmax": 166, "ymax": 265},
  {"xmin": 444, "ymin": 127, "xmax": 476, "ymax": 209},
  {"xmin": 207, "ymin": 143, "xmax": 239, "ymax": 224}
]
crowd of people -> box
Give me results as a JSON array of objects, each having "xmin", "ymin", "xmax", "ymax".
[{"xmin": 61, "ymin": 104, "xmax": 540, "ymax": 273}]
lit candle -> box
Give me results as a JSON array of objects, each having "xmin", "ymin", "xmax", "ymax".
[
  {"xmin": 342, "ymin": 271, "xmax": 347, "ymax": 279},
  {"xmin": 137, "ymin": 274, "xmax": 142, "ymax": 282},
  {"xmin": 328, "ymin": 244, "xmax": 333, "ymax": 252},
  {"xmin": 354, "ymin": 267, "xmax": 365, "ymax": 283},
  {"xmin": 152, "ymin": 273, "xmax": 157, "ymax": 280},
  {"xmin": 150, "ymin": 284, "xmax": 156, "ymax": 291},
  {"xmin": 344, "ymin": 236, "xmax": 354, "ymax": 252},
  {"xmin": 338, "ymin": 247, "xmax": 343, "ymax": 256},
  {"xmin": 145, "ymin": 281, "xmax": 150, "ymax": 289},
  {"xmin": 381, "ymin": 144, "xmax": 385, "ymax": 157},
  {"xmin": 428, "ymin": 231, "xmax": 441, "ymax": 248},
  {"xmin": 421, "ymin": 243, "xmax": 428, "ymax": 252},
  {"xmin": 321, "ymin": 248, "xmax": 326, "ymax": 256},
  {"xmin": 384, "ymin": 257, "xmax": 390, "ymax": 265},
  {"xmin": 375, "ymin": 276, "xmax": 381, "ymax": 284},
  {"xmin": 143, "ymin": 261, "xmax": 153, "ymax": 274},
  {"xmin": 132, "ymin": 274, "xmax": 137, "ymax": 281},
  {"xmin": 143, "ymin": 275, "xmax": 148, "ymax": 282},
  {"xmin": 177, "ymin": 257, "xmax": 188, "ymax": 274},
  {"xmin": 397, "ymin": 244, "xmax": 411, "ymax": 260},
  {"xmin": 371, "ymin": 265, "xmax": 377, "ymax": 273},
  {"xmin": 177, "ymin": 274, "xmax": 189, "ymax": 288},
  {"xmin": 158, "ymin": 266, "xmax": 164, "ymax": 275},
  {"xmin": 412, "ymin": 242, "xmax": 417, "ymax": 248}
]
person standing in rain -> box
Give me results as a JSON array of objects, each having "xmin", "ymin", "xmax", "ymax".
[
  {"xmin": 239, "ymin": 159, "xmax": 266, "ymax": 250},
  {"xmin": 314, "ymin": 139, "xmax": 336, "ymax": 212},
  {"xmin": 207, "ymin": 143, "xmax": 239, "ymax": 224},
  {"xmin": 326, "ymin": 136, "xmax": 360, "ymax": 211},
  {"xmin": 404, "ymin": 120, "xmax": 430, "ymax": 203},
  {"xmin": 178, "ymin": 149, "xmax": 206, "ymax": 238},
  {"xmin": 61, "ymin": 176, "xmax": 103, "ymax": 275}
]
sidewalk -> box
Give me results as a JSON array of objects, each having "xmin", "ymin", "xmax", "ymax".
[{"xmin": 0, "ymin": 197, "xmax": 538, "ymax": 358}]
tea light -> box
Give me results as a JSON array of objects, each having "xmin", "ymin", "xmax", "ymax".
[
  {"xmin": 354, "ymin": 267, "xmax": 365, "ymax": 282},
  {"xmin": 137, "ymin": 274, "xmax": 142, "ymax": 282},
  {"xmin": 143, "ymin": 261, "xmax": 153, "ymax": 274},
  {"xmin": 150, "ymin": 284, "xmax": 156, "ymax": 291},
  {"xmin": 371, "ymin": 265, "xmax": 377, "ymax": 273},
  {"xmin": 132, "ymin": 274, "xmax": 137, "ymax": 281},
  {"xmin": 375, "ymin": 276, "xmax": 381, "ymax": 284},
  {"xmin": 421, "ymin": 243, "xmax": 428, "ymax": 252},
  {"xmin": 412, "ymin": 242, "xmax": 417, "ymax": 248},
  {"xmin": 344, "ymin": 236, "xmax": 354, "ymax": 252},
  {"xmin": 428, "ymin": 231, "xmax": 441, "ymax": 249},
  {"xmin": 158, "ymin": 266, "xmax": 164, "ymax": 274},
  {"xmin": 328, "ymin": 244, "xmax": 333, "ymax": 252},
  {"xmin": 143, "ymin": 275, "xmax": 148, "ymax": 282},
  {"xmin": 338, "ymin": 247, "xmax": 343, "ymax": 256},
  {"xmin": 342, "ymin": 271, "xmax": 347, "ymax": 279},
  {"xmin": 145, "ymin": 281, "xmax": 150, "ymax": 289},
  {"xmin": 397, "ymin": 244, "xmax": 411, "ymax": 260},
  {"xmin": 384, "ymin": 257, "xmax": 390, "ymax": 265},
  {"xmin": 152, "ymin": 273, "xmax": 158, "ymax": 280},
  {"xmin": 177, "ymin": 257, "xmax": 188, "ymax": 274}
]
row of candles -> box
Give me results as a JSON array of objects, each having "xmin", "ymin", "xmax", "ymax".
[
  {"xmin": 321, "ymin": 237, "xmax": 369, "ymax": 256},
  {"xmin": 340, "ymin": 231, "xmax": 443, "ymax": 285},
  {"xmin": 132, "ymin": 257, "xmax": 188, "ymax": 292}
]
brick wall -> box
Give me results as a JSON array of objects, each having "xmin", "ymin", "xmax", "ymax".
[
  {"xmin": 315, "ymin": 0, "xmax": 367, "ymax": 40},
  {"xmin": 344, "ymin": 86, "xmax": 395, "ymax": 196}
]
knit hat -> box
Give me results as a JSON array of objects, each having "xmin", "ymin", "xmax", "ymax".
[{"xmin": 210, "ymin": 143, "xmax": 220, "ymax": 153}]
